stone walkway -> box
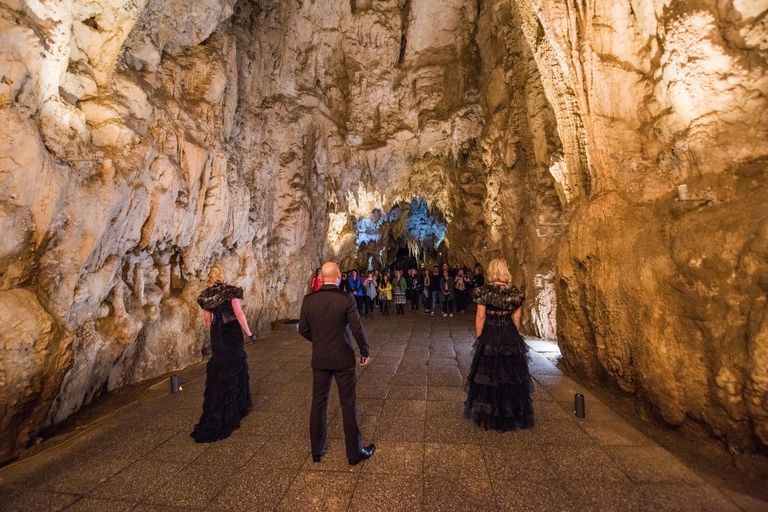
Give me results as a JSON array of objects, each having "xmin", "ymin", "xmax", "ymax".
[{"xmin": 0, "ymin": 313, "xmax": 745, "ymax": 511}]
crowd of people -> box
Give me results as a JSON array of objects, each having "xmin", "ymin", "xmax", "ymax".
[{"xmin": 310, "ymin": 263, "xmax": 486, "ymax": 318}]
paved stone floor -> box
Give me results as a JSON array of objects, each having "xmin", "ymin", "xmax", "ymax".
[{"xmin": 0, "ymin": 313, "xmax": 749, "ymax": 511}]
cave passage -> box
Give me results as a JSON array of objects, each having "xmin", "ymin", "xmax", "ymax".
[{"xmin": 354, "ymin": 196, "xmax": 448, "ymax": 270}]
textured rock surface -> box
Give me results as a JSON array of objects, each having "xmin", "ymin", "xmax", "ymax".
[
  {"xmin": 506, "ymin": 0, "xmax": 768, "ymax": 450},
  {"xmin": 0, "ymin": 0, "xmax": 766, "ymax": 459}
]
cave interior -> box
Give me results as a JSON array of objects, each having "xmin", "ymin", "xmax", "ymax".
[{"xmin": 0, "ymin": 0, "xmax": 766, "ymax": 469}]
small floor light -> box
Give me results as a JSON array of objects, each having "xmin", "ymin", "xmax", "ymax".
[
  {"xmin": 170, "ymin": 375, "xmax": 180, "ymax": 394},
  {"xmin": 574, "ymin": 393, "xmax": 585, "ymax": 418}
]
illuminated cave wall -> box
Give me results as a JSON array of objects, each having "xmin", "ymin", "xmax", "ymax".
[{"xmin": 353, "ymin": 197, "xmax": 447, "ymax": 270}]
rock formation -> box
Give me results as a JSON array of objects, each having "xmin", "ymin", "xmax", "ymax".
[{"xmin": 0, "ymin": 0, "xmax": 765, "ymax": 459}]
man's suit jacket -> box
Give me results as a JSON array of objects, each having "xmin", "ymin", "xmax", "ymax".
[{"xmin": 299, "ymin": 284, "xmax": 370, "ymax": 370}]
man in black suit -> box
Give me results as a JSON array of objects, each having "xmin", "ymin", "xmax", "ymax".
[{"xmin": 299, "ymin": 262, "xmax": 376, "ymax": 465}]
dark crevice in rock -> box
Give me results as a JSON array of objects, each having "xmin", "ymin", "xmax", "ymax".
[
  {"xmin": 82, "ymin": 16, "xmax": 99, "ymax": 30},
  {"xmin": 397, "ymin": 0, "xmax": 411, "ymax": 65},
  {"xmin": 536, "ymin": 18, "xmax": 545, "ymax": 45}
]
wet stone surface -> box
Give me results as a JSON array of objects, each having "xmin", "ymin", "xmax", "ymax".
[{"xmin": 0, "ymin": 313, "xmax": 747, "ymax": 511}]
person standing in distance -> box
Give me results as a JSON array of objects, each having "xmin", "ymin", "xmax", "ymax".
[
  {"xmin": 299, "ymin": 262, "xmax": 376, "ymax": 465},
  {"xmin": 310, "ymin": 267, "xmax": 323, "ymax": 292}
]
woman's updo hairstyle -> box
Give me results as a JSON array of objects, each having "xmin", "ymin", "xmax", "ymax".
[
  {"xmin": 486, "ymin": 258, "xmax": 512, "ymax": 285},
  {"xmin": 206, "ymin": 264, "xmax": 227, "ymax": 286}
]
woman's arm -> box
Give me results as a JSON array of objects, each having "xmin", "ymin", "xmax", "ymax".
[
  {"xmin": 204, "ymin": 310, "xmax": 212, "ymax": 331},
  {"xmin": 513, "ymin": 307, "xmax": 522, "ymax": 329},
  {"xmin": 231, "ymin": 298, "xmax": 254, "ymax": 337},
  {"xmin": 475, "ymin": 304, "xmax": 486, "ymax": 338}
]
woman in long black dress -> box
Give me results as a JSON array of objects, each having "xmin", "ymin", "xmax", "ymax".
[
  {"xmin": 464, "ymin": 258, "xmax": 534, "ymax": 431},
  {"xmin": 192, "ymin": 265, "xmax": 257, "ymax": 443}
]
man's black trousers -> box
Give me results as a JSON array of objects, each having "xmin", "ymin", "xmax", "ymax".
[{"xmin": 310, "ymin": 367, "xmax": 362, "ymax": 460}]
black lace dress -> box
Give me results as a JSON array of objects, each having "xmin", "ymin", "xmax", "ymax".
[
  {"xmin": 464, "ymin": 284, "xmax": 534, "ymax": 431},
  {"xmin": 191, "ymin": 283, "xmax": 252, "ymax": 443}
]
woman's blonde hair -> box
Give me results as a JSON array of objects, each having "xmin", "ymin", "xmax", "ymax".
[
  {"xmin": 486, "ymin": 258, "xmax": 512, "ymax": 285},
  {"xmin": 206, "ymin": 264, "xmax": 227, "ymax": 286}
]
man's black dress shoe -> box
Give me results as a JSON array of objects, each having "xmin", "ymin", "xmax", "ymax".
[
  {"xmin": 312, "ymin": 448, "xmax": 327, "ymax": 463},
  {"xmin": 348, "ymin": 444, "xmax": 376, "ymax": 466}
]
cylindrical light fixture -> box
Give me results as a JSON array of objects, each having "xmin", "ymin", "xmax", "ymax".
[{"xmin": 574, "ymin": 393, "xmax": 585, "ymax": 418}]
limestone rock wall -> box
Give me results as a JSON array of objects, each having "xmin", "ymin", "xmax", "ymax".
[
  {"xmin": 502, "ymin": 0, "xmax": 768, "ymax": 449},
  {"xmin": 475, "ymin": 1, "xmax": 564, "ymax": 340},
  {"xmin": 0, "ymin": 0, "xmax": 247, "ymax": 459}
]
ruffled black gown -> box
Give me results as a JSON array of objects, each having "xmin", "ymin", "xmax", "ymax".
[
  {"xmin": 191, "ymin": 282, "xmax": 252, "ymax": 443},
  {"xmin": 464, "ymin": 284, "xmax": 534, "ymax": 431}
]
